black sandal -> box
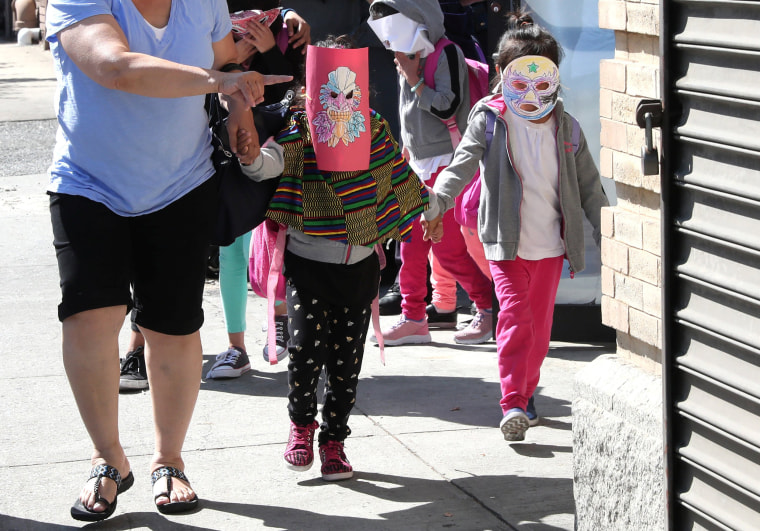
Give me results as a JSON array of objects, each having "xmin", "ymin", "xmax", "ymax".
[
  {"xmin": 151, "ymin": 466, "xmax": 199, "ymax": 514},
  {"xmin": 71, "ymin": 464, "xmax": 134, "ymax": 522}
]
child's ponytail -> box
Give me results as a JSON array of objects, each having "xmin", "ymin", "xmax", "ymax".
[
  {"xmin": 493, "ymin": 10, "xmax": 564, "ymax": 76},
  {"xmin": 505, "ymin": 10, "xmax": 535, "ymax": 31}
]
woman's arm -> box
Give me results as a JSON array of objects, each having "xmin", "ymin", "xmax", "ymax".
[
  {"xmin": 213, "ymin": 33, "xmax": 258, "ymax": 162},
  {"xmin": 58, "ymin": 14, "xmax": 289, "ymax": 107}
]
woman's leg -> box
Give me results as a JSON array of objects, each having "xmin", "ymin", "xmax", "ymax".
[
  {"xmin": 141, "ymin": 327, "xmax": 203, "ymax": 505},
  {"xmin": 130, "ymin": 176, "xmax": 218, "ymax": 504},
  {"xmin": 51, "ymin": 191, "xmax": 134, "ymax": 513},
  {"xmin": 63, "ymin": 306, "xmax": 131, "ymax": 512}
]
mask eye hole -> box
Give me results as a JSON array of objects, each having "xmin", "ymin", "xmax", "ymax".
[
  {"xmin": 345, "ymin": 90, "xmax": 354, "ymax": 99},
  {"xmin": 330, "ymin": 91, "xmax": 339, "ymax": 98},
  {"xmin": 511, "ymin": 80, "xmax": 528, "ymax": 91},
  {"xmin": 535, "ymin": 81, "xmax": 551, "ymax": 91}
]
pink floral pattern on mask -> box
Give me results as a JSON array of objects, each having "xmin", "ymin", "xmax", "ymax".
[{"xmin": 501, "ymin": 55, "xmax": 559, "ymax": 120}]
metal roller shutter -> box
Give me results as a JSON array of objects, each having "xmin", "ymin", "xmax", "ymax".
[{"xmin": 662, "ymin": 1, "xmax": 760, "ymax": 529}]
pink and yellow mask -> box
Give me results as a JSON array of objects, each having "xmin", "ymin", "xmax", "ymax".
[
  {"xmin": 501, "ymin": 55, "xmax": 560, "ymax": 121},
  {"xmin": 305, "ymin": 45, "xmax": 370, "ymax": 171}
]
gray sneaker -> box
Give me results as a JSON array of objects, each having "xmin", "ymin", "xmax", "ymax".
[
  {"xmin": 206, "ymin": 346, "xmax": 251, "ymax": 379},
  {"xmin": 119, "ymin": 346, "xmax": 148, "ymax": 391}
]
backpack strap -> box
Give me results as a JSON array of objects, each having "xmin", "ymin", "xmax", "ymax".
[
  {"xmin": 372, "ymin": 244, "xmax": 386, "ymax": 364},
  {"xmin": 422, "ymin": 38, "xmax": 452, "ymax": 91},
  {"xmin": 570, "ymin": 115, "xmax": 581, "ymax": 153},
  {"xmin": 485, "ymin": 110, "xmax": 496, "ymax": 149},
  {"xmin": 266, "ymin": 223, "xmax": 287, "ymax": 364},
  {"xmin": 479, "ymin": 109, "xmax": 497, "ymax": 164},
  {"xmin": 275, "ymin": 22, "xmax": 289, "ymax": 54},
  {"xmin": 423, "ymin": 38, "xmax": 463, "ymax": 148},
  {"xmin": 371, "ymin": 296, "xmax": 385, "ymax": 365}
]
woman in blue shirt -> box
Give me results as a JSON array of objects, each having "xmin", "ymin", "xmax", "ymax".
[{"xmin": 45, "ymin": 0, "xmax": 289, "ymax": 521}]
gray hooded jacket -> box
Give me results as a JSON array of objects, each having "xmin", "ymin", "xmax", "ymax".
[
  {"xmin": 370, "ymin": 0, "xmax": 470, "ymax": 161},
  {"xmin": 433, "ymin": 96, "xmax": 609, "ymax": 274}
]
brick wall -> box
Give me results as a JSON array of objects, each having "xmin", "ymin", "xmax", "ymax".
[
  {"xmin": 598, "ymin": 0, "xmax": 662, "ymax": 373},
  {"xmin": 35, "ymin": 0, "xmax": 47, "ymax": 48}
]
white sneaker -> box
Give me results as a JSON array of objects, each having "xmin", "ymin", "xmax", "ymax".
[{"xmin": 500, "ymin": 408, "xmax": 530, "ymax": 441}]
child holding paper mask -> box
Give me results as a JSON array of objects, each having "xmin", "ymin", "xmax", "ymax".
[{"xmin": 260, "ymin": 35, "xmax": 436, "ymax": 480}]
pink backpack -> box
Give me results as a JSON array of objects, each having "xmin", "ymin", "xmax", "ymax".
[
  {"xmin": 249, "ymin": 220, "xmax": 389, "ymax": 365},
  {"xmin": 423, "ymin": 37, "xmax": 490, "ymax": 149}
]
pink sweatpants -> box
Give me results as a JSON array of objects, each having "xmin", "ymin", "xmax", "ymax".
[
  {"xmin": 399, "ymin": 174, "xmax": 492, "ymax": 321},
  {"xmin": 430, "ymin": 226, "xmax": 491, "ymax": 311},
  {"xmin": 490, "ymin": 255, "xmax": 563, "ymax": 413}
]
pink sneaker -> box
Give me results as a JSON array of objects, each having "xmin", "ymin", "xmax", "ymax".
[
  {"xmin": 319, "ymin": 440, "xmax": 353, "ymax": 481},
  {"xmin": 378, "ymin": 316, "xmax": 431, "ymax": 346},
  {"xmin": 283, "ymin": 420, "xmax": 319, "ymax": 471},
  {"xmin": 453, "ymin": 310, "xmax": 493, "ymax": 345}
]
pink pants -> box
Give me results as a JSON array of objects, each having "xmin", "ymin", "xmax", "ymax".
[
  {"xmin": 430, "ymin": 226, "xmax": 491, "ymax": 312},
  {"xmin": 399, "ymin": 173, "xmax": 492, "ymax": 321},
  {"xmin": 490, "ymin": 255, "xmax": 563, "ymax": 413}
]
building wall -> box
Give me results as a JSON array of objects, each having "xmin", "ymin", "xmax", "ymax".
[
  {"xmin": 35, "ymin": 0, "xmax": 47, "ymax": 48},
  {"xmin": 573, "ymin": 2, "xmax": 664, "ymax": 528},
  {"xmin": 598, "ymin": 0, "xmax": 662, "ymax": 372}
]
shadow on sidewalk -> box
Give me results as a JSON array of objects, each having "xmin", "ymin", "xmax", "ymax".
[{"xmin": 199, "ymin": 471, "xmax": 572, "ymax": 530}]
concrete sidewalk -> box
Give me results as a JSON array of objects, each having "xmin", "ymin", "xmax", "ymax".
[
  {"xmin": 0, "ymin": 40, "xmax": 614, "ymax": 530},
  {"xmin": 0, "ymin": 41, "xmax": 57, "ymax": 121}
]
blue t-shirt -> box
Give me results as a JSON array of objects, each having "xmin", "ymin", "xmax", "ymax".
[{"xmin": 46, "ymin": 0, "xmax": 231, "ymax": 216}]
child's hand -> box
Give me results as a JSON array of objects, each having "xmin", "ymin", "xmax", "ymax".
[
  {"xmin": 234, "ymin": 37, "xmax": 257, "ymax": 64},
  {"xmin": 235, "ymin": 127, "xmax": 260, "ymax": 166},
  {"xmin": 394, "ymin": 51, "xmax": 422, "ymax": 88},
  {"xmin": 422, "ymin": 216, "xmax": 443, "ymax": 243},
  {"xmin": 284, "ymin": 10, "xmax": 311, "ymax": 54},
  {"xmin": 242, "ymin": 19, "xmax": 276, "ymax": 54}
]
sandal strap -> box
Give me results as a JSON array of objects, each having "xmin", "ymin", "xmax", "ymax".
[
  {"xmin": 151, "ymin": 466, "xmax": 189, "ymax": 486},
  {"xmin": 88, "ymin": 464, "xmax": 122, "ymax": 502}
]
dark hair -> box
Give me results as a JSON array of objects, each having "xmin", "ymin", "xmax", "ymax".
[
  {"xmin": 314, "ymin": 34, "xmax": 356, "ymax": 50},
  {"xmin": 368, "ymin": 3, "xmax": 398, "ymax": 20},
  {"xmin": 493, "ymin": 11, "xmax": 564, "ymax": 71},
  {"xmin": 291, "ymin": 35, "xmax": 363, "ymax": 108}
]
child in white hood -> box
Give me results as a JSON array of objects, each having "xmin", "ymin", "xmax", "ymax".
[{"xmin": 368, "ymin": 0, "xmax": 494, "ymax": 346}]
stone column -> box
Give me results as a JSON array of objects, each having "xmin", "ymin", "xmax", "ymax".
[{"xmin": 573, "ymin": 2, "xmax": 664, "ymax": 529}]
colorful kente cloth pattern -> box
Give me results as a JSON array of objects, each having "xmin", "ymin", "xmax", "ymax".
[{"xmin": 267, "ymin": 109, "xmax": 429, "ymax": 246}]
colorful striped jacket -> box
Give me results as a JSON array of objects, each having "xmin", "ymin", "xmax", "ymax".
[{"xmin": 266, "ymin": 109, "xmax": 429, "ymax": 247}]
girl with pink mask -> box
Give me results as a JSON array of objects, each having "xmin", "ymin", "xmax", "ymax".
[{"xmin": 424, "ymin": 11, "xmax": 609, "ymax": 442}]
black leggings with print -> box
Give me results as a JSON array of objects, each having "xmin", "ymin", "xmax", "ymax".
[{"xmin": 283, "ymin": 250, "xmax": 380, "ymax": 445}]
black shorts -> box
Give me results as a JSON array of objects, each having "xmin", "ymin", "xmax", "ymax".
[{"xmin": 49, "ymin": 176, "xmax": 219, "ymax": 335}]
